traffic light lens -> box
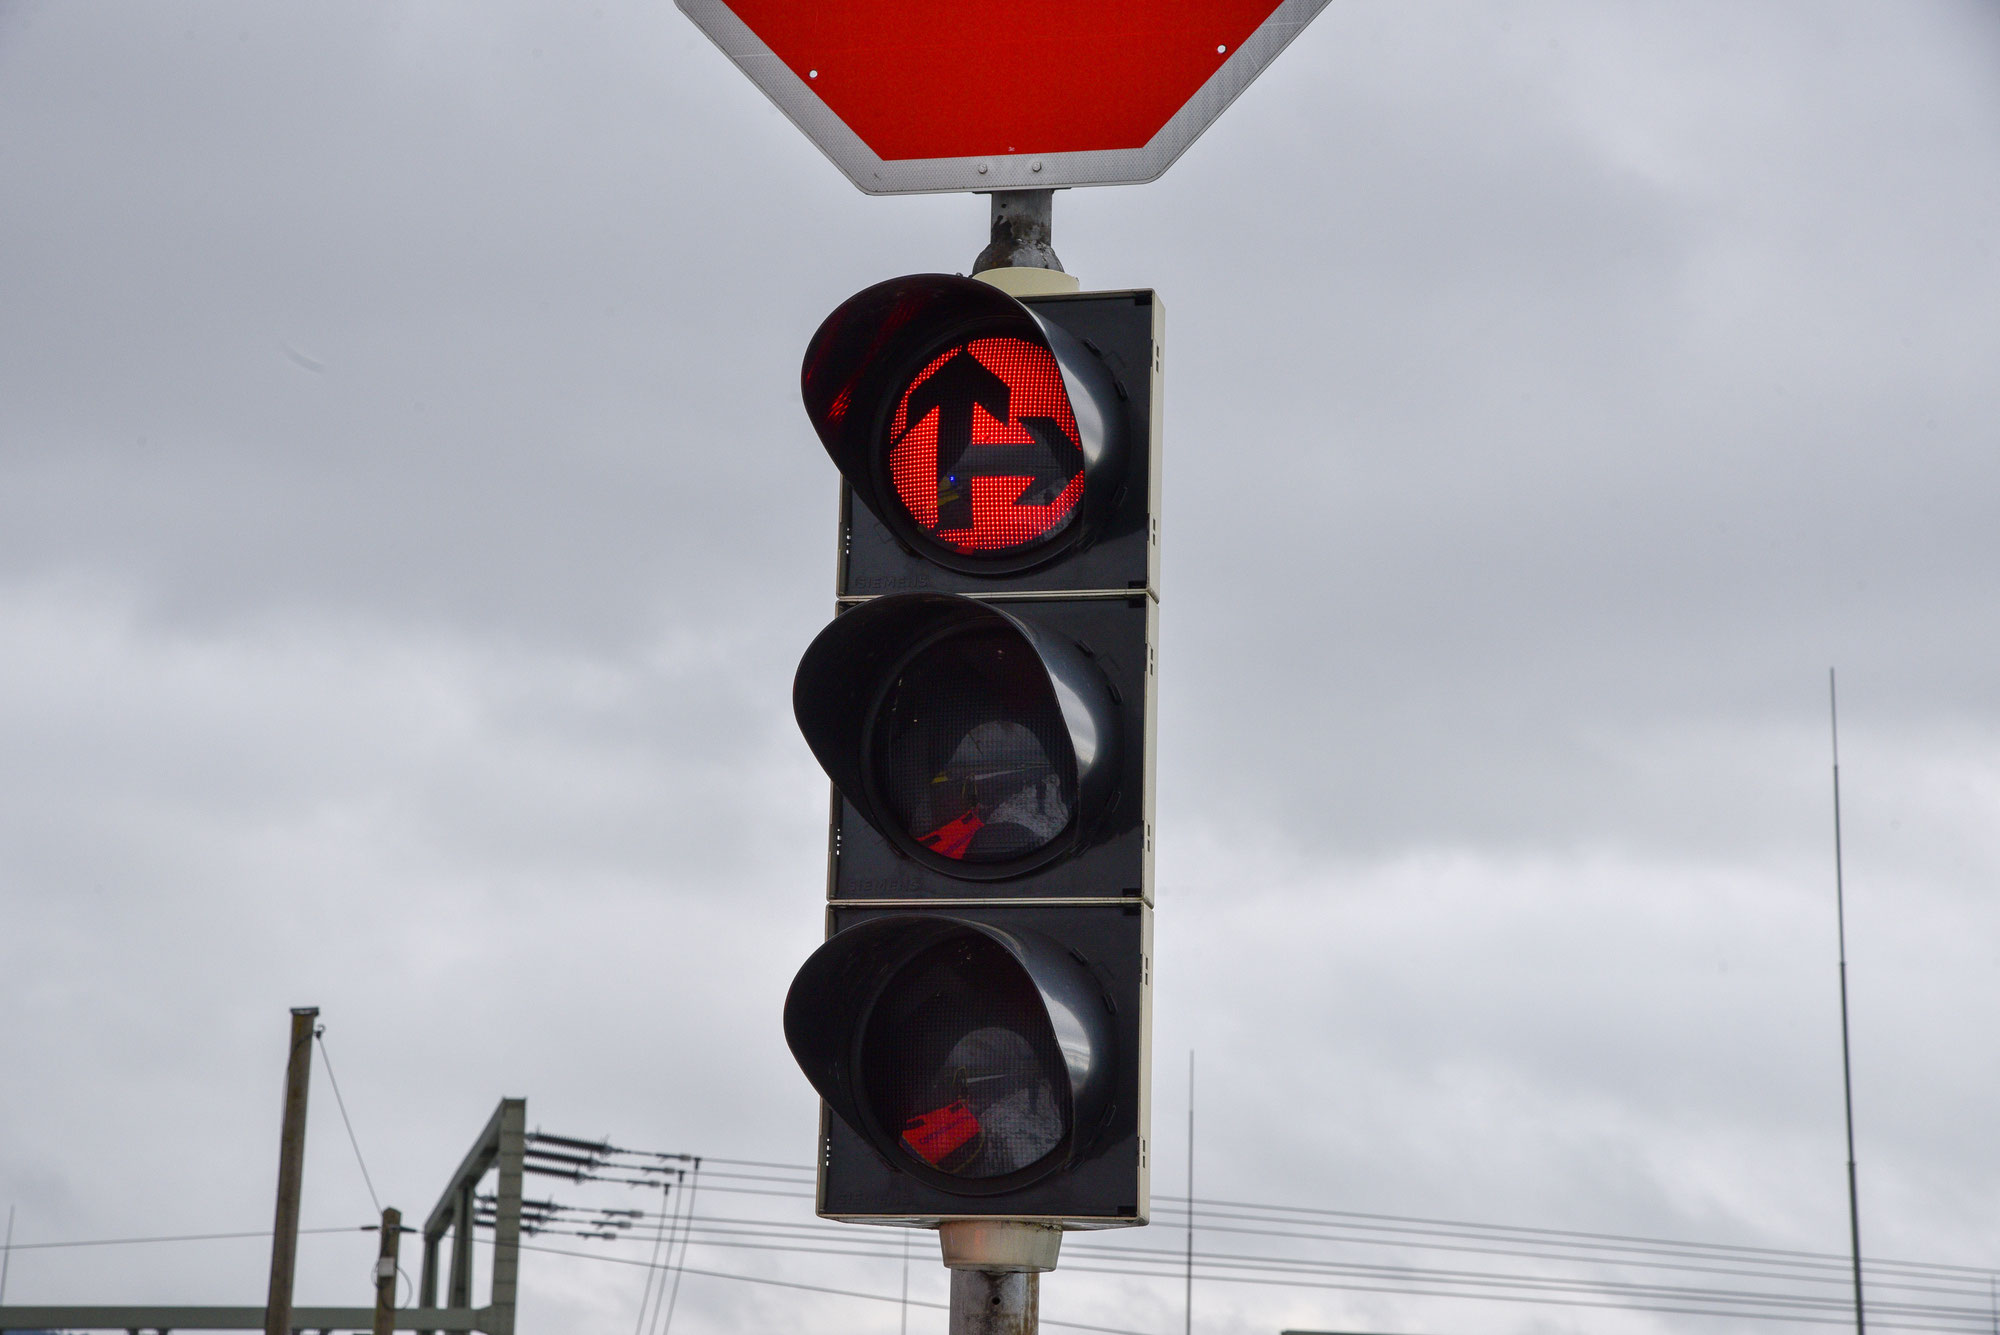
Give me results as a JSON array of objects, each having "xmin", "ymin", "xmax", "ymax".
[
  {"xmin": 861, "ymin": 934, "xmax": 1071, "ymax": 1180},
  {"xmin": 872, "ymin": 626, "xmax": 1077, "ymax": 867},
  {"xmin": 885, "ymin": 336, "xmax": 1085, "ymax": 557}
]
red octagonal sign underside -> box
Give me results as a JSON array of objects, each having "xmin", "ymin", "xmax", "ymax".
[
  {"xmin": 677, "ymin": 0, "xmax": 1331, "ymax": 194},
  {"xmin": 729, "ymin": 0, "xmax": 1281, "ymax": 160}
]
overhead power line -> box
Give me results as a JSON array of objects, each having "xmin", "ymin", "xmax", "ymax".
[
  {"xmin": 655, "ymin": 1160, "xmax": 701, "ymax": 1335},
  {"xmin": 552, "ymin": 1141, "xmax": 1983, "ymax": 1283},
  {"xmin": 518, "ymin": 1134, "xmax": 2000, "ymax": 1334},
  {"xmin": 486, "ymin": 1202, "xmax": 1998, "ymax": 1334},
  {"xmin": 603, "ymin": 1213, "xmax": 1993, "ymax": 1305},
  {"xmin": 1136, "ymin": 1204, "xmax": 1988, "ymax": 1291},
  {"xmin": 514, "ymin": 1240, "xmax": 1154, "ymax": 1335},
  {"xmin": 517, "ymin": 1233, "xmax": 1990, "ymax": 1335},
  {"xmin": 2, "ymin": 1226, "xmax": 366, "ymax": 1252},
  {"xmin": 1151, "ymin": 1195, "xmax": 1996, "ymax": 1284},
  {"xmin": 313, "ymin": 1028, "xmax": 382, "ymax": 1216},
  {"xmin": 520, "ymin": 1184, "xmax": 1988, "ymax": 1300}
]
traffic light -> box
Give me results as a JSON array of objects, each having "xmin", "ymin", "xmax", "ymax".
[
  {"xmin": 784, "ymin": 274, "xmax": 1161, "ymax": 1230},
  {"xmin": 792, "ymin": 591, "xmax": 1147, "ymax": 898}
]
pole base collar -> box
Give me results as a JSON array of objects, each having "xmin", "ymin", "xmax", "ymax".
[{"xmin": 938, "ymin": 1220, "xmax": 1063, "ymax": 1273}]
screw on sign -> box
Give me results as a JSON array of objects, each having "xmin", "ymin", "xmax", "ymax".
[{"xmin": 676, "ymin": 0, "xmax": 1333, "ymax": 193}]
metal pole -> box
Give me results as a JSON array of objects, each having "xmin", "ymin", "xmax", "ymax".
[
  {"xmin": 372, "ymin": 1208, "xmax": 402, "ymax": 1335},
  {"xmin": 972, "ymin": 190, "xmax": 1062, "ymax": 274},
  {"xmin": 417, "ymin": 1233, "xmax": 439, "ymax": 1328},
  {"xmin": 949, "ymin": 1269, "xmax": 1038, "ymax": 1335},
  {"xmin": 447, "ymin": 1183, "xmax": 474, "ymax": 1309},
  {"xmin": 265, "ymin": 1006, "xmax": 319, "ymax": 1335},
  {"xmin": 2, "ymin": 1203, "xmax": 15, "ymax": 1305},
  {"xmin": 1185, "ymin": 1051, "xmax": 1194, "ymax": 1335},
  {"xmin": 1830, "ymin": 670, "xmax": 1866, "ymax": 1335},
  {"xmin": 487, "ymin": 1101, "xmax": 526, "ymax": 1335},
  {"xmin": 939, "ymin": 1222, "xmax": 1056, "ymax": 1335}
]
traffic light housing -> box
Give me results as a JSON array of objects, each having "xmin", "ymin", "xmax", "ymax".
[
  {"xmin": 786, "ymin": 905, "xmax": 1146, "ymax": 1215},
  {"xmin": 805, "ymin": 275, "xmax": 1161, "ymax": 599},
  {"xmin": 793, "ymin": 591, "xmax": 1150, "ymax": 898},
  {"xmin": 786, "ymin": 274, "xmax": 1160, "ymax": 1229}
]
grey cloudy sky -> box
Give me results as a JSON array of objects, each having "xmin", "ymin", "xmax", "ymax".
[{"xmin": 2, "ymin": 2, "xmax": 1997, "ymax": 1334}]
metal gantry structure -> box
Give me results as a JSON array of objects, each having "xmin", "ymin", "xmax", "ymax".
[
  {"xmin": 0, "ymin": 1098, "xmax": 526, "ymax": 1335},
  {"xmin": 417, "ymin": 1098, "xmax": 526, "ymax": 1335}
]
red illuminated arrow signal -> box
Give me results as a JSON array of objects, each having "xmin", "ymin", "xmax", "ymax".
[{"xmin": 894, "ymin": 348, "xmax": 1084, "ymax": 536}]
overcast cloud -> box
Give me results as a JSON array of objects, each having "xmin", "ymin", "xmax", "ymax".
[{"xmin": 3, "ymin": 4, "xmax": 1997, "ymax": 1335}]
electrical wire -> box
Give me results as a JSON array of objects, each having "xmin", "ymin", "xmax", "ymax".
[
  {"xmin": 26, "ymin": 1126, "xmax": 1984, "ymax": 1335},
  {"xmin": 1061, "ymin": 1249, "xmax": 1986, "ymax": 1322},
  {"xmin": 1072, "ymin": 1236, "xmax": 1998, "ymax": 1303},
  {"xmin": 524, "ymin": 1201, "xmax": 1992, "ymax": 1307},
  {"xmin": 655, "ymin": 1159, "xmax": 701, "ymax": 1335},
  {"xmin": 1106, "ymin": 1211, "xmax": 1991, "ymax": 1298},
  {"xmin": 1050, "ymin": 1259, "xmax": 1983, "ymax": 1335},
  {"xmin": 313, "ymin": 1028, "xmax": 382, "ymax": 1216},
  {"xmin": 1, "ymin": 1205, "xmax": 14, "ymax": 1307},
  {"xmin": 525, "ymin": 1135, "xmax": 2000, "ymax": 1332},
  {"xmin": 576, "ymin": 1149, "xmax": 1984, "ymax": 1287},
  {"xmin": 28, "ymin": 1196, "xmax": 1962, "ymax": 1335},
  {"xmin": 569, "ymin": 1145, "xmax": 1984, "ymax": 1284},
  {"xmin": 1152, "ymin": 1194, "xmax": 1996, "ymax": 1282},
  {"xmin": 513, "ymin": 1240, "xmax": 1154, "ymax": 1335},
  {"xmin": 632, "ymin": 1170, "xmax": 675, "ymax": 1335},
  {"xmin": 503, "ymin": 1209, "xmax": 1997, "ymax": 1331},
  {"xmin": 0, "ymin": 1226, "xmax": 366, "ymax": 1251},
  {"xmin": 645, "ymin": 1168, "xmax": 691, "ymax": 1335},
  {"xmin": 537, "ymin": 1227, "xmax": 1980, "ymax": 1321}
]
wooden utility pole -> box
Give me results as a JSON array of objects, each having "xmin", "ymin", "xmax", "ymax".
[
  {"xmin": 372, "ymin": 1207, "xmax": 402, "ymax": 1335},
  {"xmin": 264, "ymin": 1006, "xmax": 319, "ymax": 1335}
]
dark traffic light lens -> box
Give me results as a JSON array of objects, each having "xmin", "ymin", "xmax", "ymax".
[
  {"xmin": 860, "ymin": 933, "xmax": 1071, "ymax": 1180},
  {"xmin": 884, "ymin": 335, "xmax": 1085, "ymax": 558},
  {"xmin": 871, "ymin": 626, "xmax": 1078, "ymax": 867}
]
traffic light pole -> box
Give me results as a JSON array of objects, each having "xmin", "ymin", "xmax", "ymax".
[
  {"xmin": 942, "ymin": 1221, "xmax": 1060, "ymax": 1335},
  {"xmin": 972, "ymin": 190, "xmax": 1061, "ymax": 276},
  {"xmin": 950, "ymin": 1271, "xmax": 1038, "ymax": 1335}
]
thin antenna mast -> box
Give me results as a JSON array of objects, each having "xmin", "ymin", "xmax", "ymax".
[
  {"xmin": 1830, "ymin": 668, "xmax": 1866, "ymax": 1335},
  {"xmin": 1, "ymin": 1203, "xmax": 15, "ymax": 1305},
  {"xmin": 1186, "ymin": 1050, "xmax": 1195, "ymax": 1335}
]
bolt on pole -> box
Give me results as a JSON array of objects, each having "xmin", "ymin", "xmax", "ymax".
[{"xmin": 264, "ymin": 1006, "xmax": 319, "ymax": 1335}]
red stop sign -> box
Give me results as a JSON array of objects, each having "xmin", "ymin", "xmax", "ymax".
[{"xmin": 677, "ymin": 0, "xmax": 1331, "ymax": 194}]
